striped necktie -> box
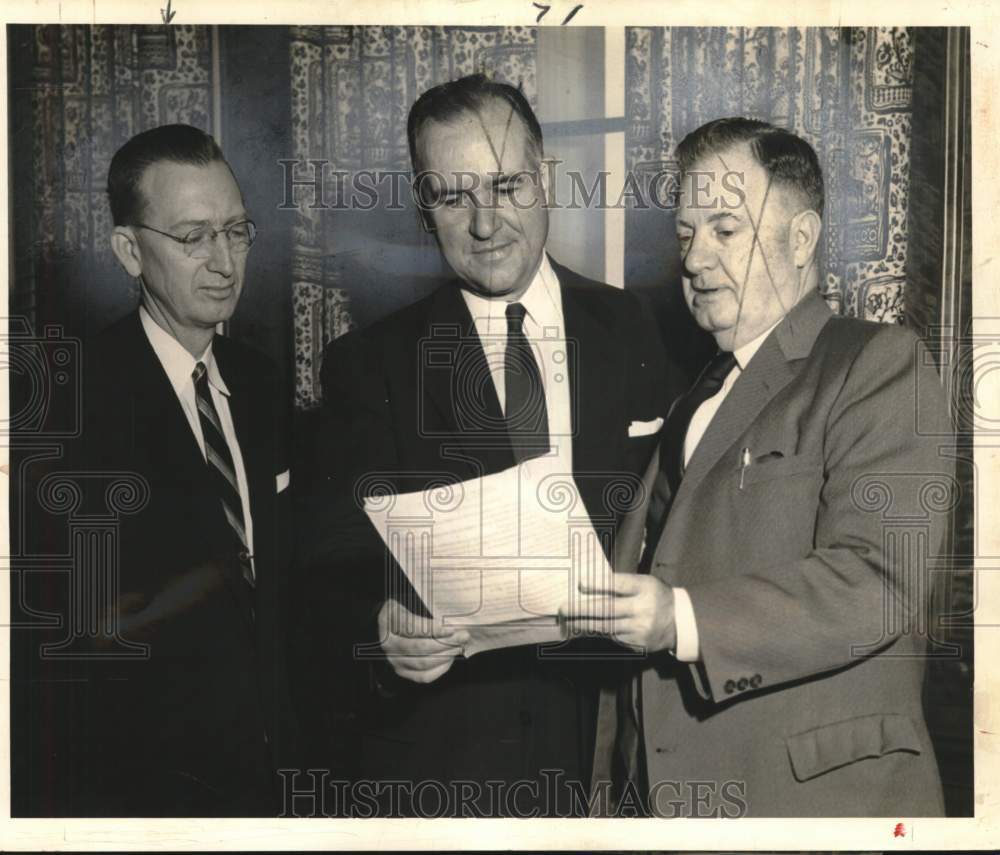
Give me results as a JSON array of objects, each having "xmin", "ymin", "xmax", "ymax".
[{"xmin": 192, "ymin": 361, "xmax": 255, "ymax": 591}]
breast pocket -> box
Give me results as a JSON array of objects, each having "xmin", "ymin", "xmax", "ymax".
[
  {"xmin": 732, "ymin": 454, "xmax": 825, "ymax": 562},
  {"xmin": 740, "ymin": 453, "xmax": 823, "ymax": 487}
]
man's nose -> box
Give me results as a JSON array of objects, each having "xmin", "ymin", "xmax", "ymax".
[
  {"xmin": 205, "ymin": 231, "xmax": 235, "ymax": 276},
  {"xmin": 683, "ymin": 230, "xmax": 716, "ymax": 277},
  {"xmin": 468, "ymin": 197, "xmax": 499, "ymax": 240}
]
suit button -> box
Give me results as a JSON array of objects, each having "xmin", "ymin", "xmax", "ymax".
[
  {"xmin": 750, "ymin": 674, "xmax": 762, "ymax": 688},
  {"xmin": 519, "ymin": 710, "xmax": 532, "ymax": 726},
  {"xmin": 737, "ymin": 677, "xmax": 748, "ymax": 691},
  {"xmin": 724, "ymin": 679, "xmax": 736, "ymax": 695}
]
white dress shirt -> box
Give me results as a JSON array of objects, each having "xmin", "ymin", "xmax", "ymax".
[
  {"xmin": 672, "ymin": 319, "xmax": 782, "ymax": 662},
  {"xmin": 139, "ymin": 306, "xmax": 256, "ymax": 571},
  {"xmin": 460, "ymin": 254, "xmax": 573, "ymax": 471}
]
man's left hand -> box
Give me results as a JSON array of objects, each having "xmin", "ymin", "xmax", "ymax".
[{"xmin": 560, "ymin": 574, "xmax": 676, "ymax": 654}]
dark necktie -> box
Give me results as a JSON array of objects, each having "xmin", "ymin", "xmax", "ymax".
[
  {"xmin": 193, "ymin": 361, "xmax": 255, "ymax": 594},
  {"xmin": 503, "ymin": 302, "xmax": 550, "ymax": 463},
  {"xmin": 660, "ymin": 350, "xmax": 738, "ymax": 494}
]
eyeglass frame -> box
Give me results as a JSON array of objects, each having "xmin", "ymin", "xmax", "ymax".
[{"xmin": 131, "ymin": 219, "xmax": 258, "ymax": 258}]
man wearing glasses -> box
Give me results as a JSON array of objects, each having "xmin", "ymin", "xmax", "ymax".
[{"xmin": 46, "ymin": 124, "xmax": 298, "ymax": 815}]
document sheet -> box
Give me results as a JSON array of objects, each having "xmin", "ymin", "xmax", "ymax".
[{"xmin": 363, "ymin": 462, "xmax": 613, "ymax": 656}]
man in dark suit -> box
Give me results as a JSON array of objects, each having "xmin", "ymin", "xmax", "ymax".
[
  {"xmin": 17, "ymin": 124, "xmax": 297, "ymax": 816},
  {"xmin": 571, "ymin": 118, "xmax": 953, "ymax": 816},
  {"xmin": 303, "ymin": 75, "xmax": 672, "ymax": 816}
]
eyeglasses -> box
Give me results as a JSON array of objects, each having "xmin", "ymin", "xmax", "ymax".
[{"xmin": 134, "ymin": 220, "xmax": 257, "ymax": 259}]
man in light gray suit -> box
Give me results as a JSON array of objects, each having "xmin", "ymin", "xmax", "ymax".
[{"xmin": 567, "ymin": 117, "xmax": 953, "ymax": 817}]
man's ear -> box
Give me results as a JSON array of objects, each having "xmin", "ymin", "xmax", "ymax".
[
  {"xmin": 411, "ymin": 168, "xmax": 438, "ymax": 234},
  {"xmin": 790, "ymin": 209, "xmax": 822, "ymax": 269},
  {"xmin": 417, "ymin": 207, "xmax": 438, "ymax": 234},
  {"xmin": 110, "ymin": 226, "xmax": 143, "ymax": 277}
]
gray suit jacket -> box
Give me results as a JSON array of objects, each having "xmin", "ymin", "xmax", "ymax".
[{"xmin": 594, "ymin": 291, "xmax": 953, "ymax": 817}]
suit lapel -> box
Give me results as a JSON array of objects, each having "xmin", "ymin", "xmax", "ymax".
[
  {"xmin": 557, "ymin": 261, "xmax": 622, "ymax": 488},
  {"xmin": 120, "ymin": 315, "xmax": 214, "ymax": 493},
  {"xmin": 672, "ymin": 337, "xmax": 796, "ymax": 502},
  {"xmin": 420, "ymin": 283, "xmax": 514, "ymax": 473},
  {"xmin": 124, "ymin": 316, "xmax": 254, "ymax": 631},
  {"xmin": 416, "ymin": 263, "xmax": 627, "ymax": 502},
  {"xmin": 667, "ymin": 291, "xmax": 834, "ymax": 511}
]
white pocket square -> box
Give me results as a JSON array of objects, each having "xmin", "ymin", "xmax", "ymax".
[{"xmin": 628, "ymin": 417, "xmax": 664, "ymax": 438}]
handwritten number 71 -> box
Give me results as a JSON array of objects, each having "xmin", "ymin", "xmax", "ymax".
[{"xmin": 533, "ymin": 3, "xmax": 584, "ymax": 24}]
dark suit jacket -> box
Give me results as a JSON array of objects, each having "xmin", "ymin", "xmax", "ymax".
[
  {"xmin": 301, "ymin": 258, "xmax": 672, "ymax": 816},
  {"xmin": 597, "ymin": 291, "xmax": 953, "ymax": 817},
  {"xmin": 16, "ymin": 311, "xmax": 298, "ymax": 816}
]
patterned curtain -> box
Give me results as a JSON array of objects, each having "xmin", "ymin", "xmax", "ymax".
[
  {"xmin": 287, "ymin": 26, "xmax": 538, "ymax": 411},
  {"xmin": 626, "ymin": 26, "xmax": 915, "ymax": 323},
  {"xmin": 12, "ymin": 25, "xmax": 215, "ymax": 329}
]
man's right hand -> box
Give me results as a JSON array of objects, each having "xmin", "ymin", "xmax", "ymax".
[{"xmin": 377, "ymin": 599, "xmax": 470, "ymax": 684}]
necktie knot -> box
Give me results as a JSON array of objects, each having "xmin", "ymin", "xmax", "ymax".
[
  {"xmin": 701, "ymin": 350, "xmax": 738, "ymax": 391},
  {"xmin": 192, "ymin": 360, "xmax": 207, "ymax": 385},
  {"xmin": 505, "ymin": 301, "xmax": 528, "ymax": 333},
  {"xmin": 659, "ymin": 350, "xmax": 738, "ymax": 495}
]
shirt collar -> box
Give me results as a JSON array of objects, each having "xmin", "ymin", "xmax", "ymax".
[
  {"xmin": 139, "ymin": 305, "xmax": 229, "ymax": 397},
  {"xmin": 732, "ymin": 317, "xmax": 783, "ymax": 371},
  {"xmin": 518, "ymin": 254, "xmax": 562, "ymax": 329},
  {"xmin": 460, "ymin": 254, "xmax": 562, "ymax": 334}
]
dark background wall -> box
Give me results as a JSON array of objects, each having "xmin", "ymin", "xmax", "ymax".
[{"xmin": 906, "ymin": 27, "xmax": 974, "ymax": 818}]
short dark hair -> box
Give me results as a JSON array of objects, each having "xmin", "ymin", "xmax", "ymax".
[
  {"xmin": 107, "ymin": 124, "xmax": 227, "ymax": 226},
  {"xmin": 676, "ymin": 117, "xmax": 824, "ymax": 215},
  {"xmin": 406, "ymin": 73, "xmax": 543, "ymax": 172}
]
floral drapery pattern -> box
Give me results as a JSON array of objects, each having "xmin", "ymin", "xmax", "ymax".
[
  {"xmin": 17, "ymin": 26, "xmax": 913, "ymax": 400},
  {"xmin": 627, "ymin": 26, "xmax": 915, "ymax": 323},
  {"xmin": 13, "ymin": 25, "xmax": 214, "ymax": 324}
]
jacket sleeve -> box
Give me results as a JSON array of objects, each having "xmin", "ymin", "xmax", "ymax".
[
  {"xmin": 294, "ymin": 329, "xmax": 417, "ymax": 705},
  {"xmin": 298, "ymin": 330, "xmax": 398, "ymax": 575},
  {"xmin": 685, "ymin": 326, "xmax": 955, "ymax": 701}
]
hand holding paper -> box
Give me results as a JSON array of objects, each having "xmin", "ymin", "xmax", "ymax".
[
  {"xmin": 377, "ymin": 598, "xmax": 470, "ymax": 684},
  {"xmin": 560, "ymin": 574, "xmax": 676, "ymax": 653}
]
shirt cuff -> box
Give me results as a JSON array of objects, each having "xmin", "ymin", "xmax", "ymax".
[{"xmin": 673, "ymin": 586, "xmax": 700, "ymax": 662}]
